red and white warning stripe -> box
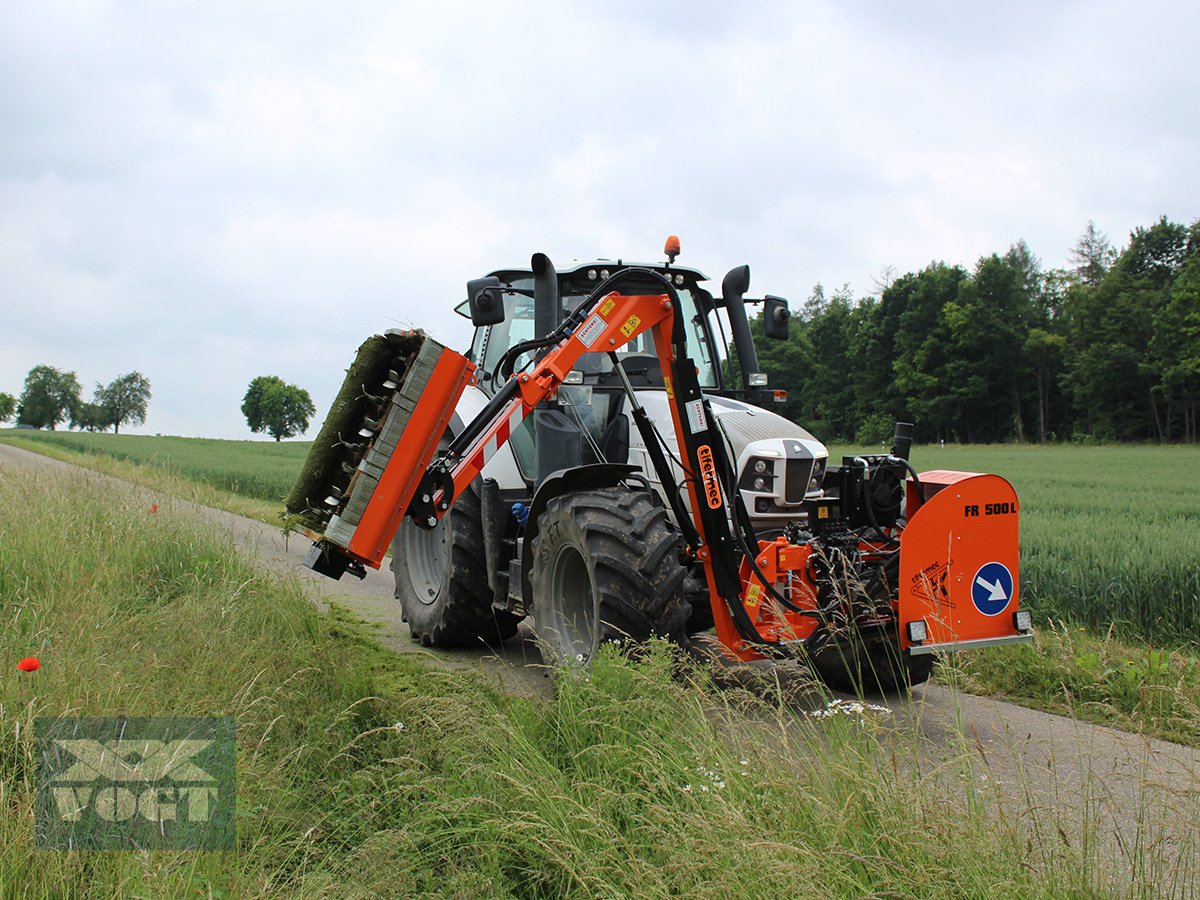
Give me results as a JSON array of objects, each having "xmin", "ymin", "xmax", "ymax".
[{"xmin": 456, "ymin": 398, "xmax": 528, "ymax": 482}]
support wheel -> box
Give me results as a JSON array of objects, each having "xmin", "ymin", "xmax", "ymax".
[
  {"xmin": 391, "ymin": 480, "xmax": 521, "ymax": 647},
  {"xmin": 529, "ymin": 487, "xmax": 689, "ymax": 666},
  {"xmin": 814, "ymin": 634, "xmax": 936, "ymax": 694},
  {"xmin": 811, "ymin": 556, "xmax": 935, "ymax": 694}
]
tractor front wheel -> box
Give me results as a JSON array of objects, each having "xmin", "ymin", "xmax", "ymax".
[
  {"xmin": 391, "ymin": 479, "xmax": 521, "ymax": 648},
  {"xmin": 529, "ymin": 488, "xmax": 689, "ymax": 666}
]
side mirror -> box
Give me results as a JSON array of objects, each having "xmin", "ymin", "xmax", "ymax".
[
  {"xmin": 466, "ymin": 276, "xmax": 505, "ymax": 327},
  {"xmin": 763, "ymin": 295, "xmax": 790, "ymax": 340}
]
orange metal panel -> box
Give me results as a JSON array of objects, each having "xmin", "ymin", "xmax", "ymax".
[{"xmin": 898, "ymin": 472, "xmax": 1022, "ymax": 650}]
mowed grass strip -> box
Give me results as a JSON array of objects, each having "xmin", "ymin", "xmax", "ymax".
[{"xmin": 0, "ymin": 470, "xmax": 1151, "ymax": 897}]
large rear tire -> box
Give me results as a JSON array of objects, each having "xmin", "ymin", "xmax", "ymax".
[
  {"xmin": 529, "ymin": 488, "xmax": 689, "ymax": 666},
  {"xmin": 391, "ymin": 480, "xmax": 521, "ymax": 647}
]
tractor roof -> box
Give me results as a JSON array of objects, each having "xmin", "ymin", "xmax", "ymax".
[{"xmin": 486, "ymin": 260, "xmax": 710, "ymax": 282}]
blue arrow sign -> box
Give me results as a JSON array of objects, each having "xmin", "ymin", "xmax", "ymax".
[{"xmin": 971, "ymin": 561, "xmax": 1014, "ymax": 616}]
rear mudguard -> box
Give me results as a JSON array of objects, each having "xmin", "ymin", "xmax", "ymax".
[{"xmin": 898, "ymin": 471, "xmax": 1031, "ymax": 654}]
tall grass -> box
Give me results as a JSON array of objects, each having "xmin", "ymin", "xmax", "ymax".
[
  {"xmin": 3, "ymin": 469, "xmax": 1181, "ymax": 895},
  {"xmin": 946, "ymin": 623, "xmax": 1200, "ymax": 746}
]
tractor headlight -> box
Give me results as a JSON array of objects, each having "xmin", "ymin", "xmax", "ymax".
[
  {"xmin": 739, "ymin": 457, "xmax": 776, "ymax": 494},
  {"xmin": 808, "ymin": 458, "xmax": 827, "ymax": 493},
  {"xmin": 907, "ymin": 620, "xmax": 928, "ymax": 644},
  {"xmin": 1013, "ymin": 610, "xmax": 1032, "ymax": 633}
]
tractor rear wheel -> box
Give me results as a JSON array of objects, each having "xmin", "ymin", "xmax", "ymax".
[
  {"xmin": 391, "ymin": 479, "xmax": 521, "ymax": 647},
  {"xmin": 529, "ymin": 487, "xmax": 689, "ymax": 666}
]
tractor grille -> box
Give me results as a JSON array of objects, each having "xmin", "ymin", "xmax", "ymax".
[{"xmin": 784, "ymin": 440, "xmax": 814, "ymax": 503}]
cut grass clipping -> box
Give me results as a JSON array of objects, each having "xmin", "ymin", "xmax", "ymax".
[{"xmin": 2, "ymin": 469, "xmax": 1193, "ymax": 896}]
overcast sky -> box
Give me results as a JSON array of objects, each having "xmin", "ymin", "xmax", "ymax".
[{"xmin": 2, "ymin": 1, "xmax": 1196, "ymax": 439}]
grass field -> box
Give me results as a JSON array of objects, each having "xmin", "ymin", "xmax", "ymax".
[
  {"xmin": 0, "ymin": 430, "xmax": 310, "ymax": 502},
  {"xmin": 1, "ymin": 470, "xmax": 1185, "ymax": 896}
]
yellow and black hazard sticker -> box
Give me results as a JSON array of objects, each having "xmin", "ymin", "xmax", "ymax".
[
  {"xmin": 745, "ymin": 583, "xmax": 762, "ymax": 608},
  {"xmin": 620, "ymin": 315, "xmax": 641, "ymax": 338},
  {"xmin": 663, "ymin": 375, "xmax": 674, "ymax": 398},
  {"xmin": 599, "ymin": 298, "xmax": 616, "ymax": 318}
]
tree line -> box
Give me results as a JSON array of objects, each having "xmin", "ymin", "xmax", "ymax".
[
  {"xmin": 1, "ymin": 367, "xmax": 318, "ymax": 441},
  {"xmin": 749, "ymin": 216, "xmax": 1200, "ymax": 444},
  {"xmin": 0, "ymin": 366, "xmax": 151, "ymax": 433}
]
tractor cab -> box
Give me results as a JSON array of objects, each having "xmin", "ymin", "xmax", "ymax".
[
  {"xmin": 453, "ymin": 251, "xmax": 823, "ymax": 517},
  {"xmin": 456, "ymin": 261, "xmax": 721, "ymax": 395}
]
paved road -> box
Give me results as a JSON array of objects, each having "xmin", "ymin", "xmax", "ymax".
[{"xmin": 4, "ymin": 441, "xmax": 1197, "ymax": 892}]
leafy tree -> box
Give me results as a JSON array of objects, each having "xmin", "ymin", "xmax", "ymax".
[
  {"xmin": 1025, "ymin": 327, "xmax": 1065, "ymax": 442},
  {"xmin": 0, "ymin": 392, "xmax": 16, "ymax": 423},
  {"xmin": 1070, "ymin": 220, "xmax": 1117, "ymax": 286},
  {"xmin": 803, "ymin": 285, "xmax": 859, "ymax": 439},
  {"xmin": 890, "ymin": 263, "xmax": 967, "ymax": 442},
  {"xmin": 95, "ymin": 371, "xmax": 151, "ymax": 434},
  {"xmin": 844, "ymin": 294, "xmax": 905, "ymax": 441},
  {"xmin": 1064, "ymin": 217, "xmax": 1190, "ymax": 441},
  {"xmin": 742, "ymin": 213, "xmax": 1200, "ymax": 444},
  {"xmin": 72, "ymin": 401, "xmax": 114, "ymax": 432},
  {"xmin": 16, "ymin": 365, "xmax": 82, "ymax": 430},
  {"xmin": 1152, "ymin": 252, "xmax": 1200, "ymax": 441},
  {"xmin": 939, "ymin": 254, "xmax": 1033, "ymax": 443},
  {"xmin": 242, "ymin": 376, "xmax": 316, "ymax": 441}
]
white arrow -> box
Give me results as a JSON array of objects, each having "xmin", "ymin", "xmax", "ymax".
[{"xmin": 975, "ymin": 576, "xmax": 1007, "ymax": 603}]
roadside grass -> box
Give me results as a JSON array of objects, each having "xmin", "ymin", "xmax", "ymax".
[
  {"xmin": 943, "ymin": 624, "xmax": 1200, "ymax": 747},
  {"xmin": 0, "ymin": 470, "xmax": 1164, "ymax": 897}
]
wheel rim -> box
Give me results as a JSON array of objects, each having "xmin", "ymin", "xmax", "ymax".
[
  {"xmin": 545, "ymin": 544, "xmax": 596, "ymax": 663},
  {"xmin": 401, "ymin": 516, "xmax": 448, "ymax": 606}
]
